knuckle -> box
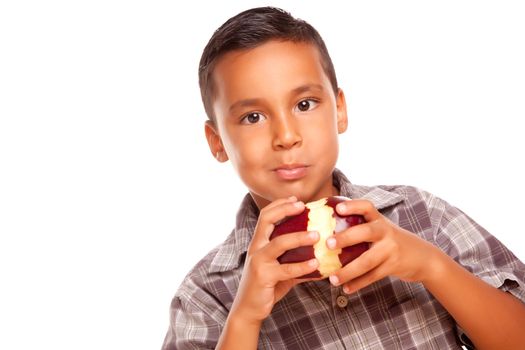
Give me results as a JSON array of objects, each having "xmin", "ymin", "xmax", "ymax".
[
  {"xmin": 251, "ymin": 252, "xmax": 267, "ymax": 268},
  {"xmin": 278, "ymin": 232, "xmax": 304, "ymax": 250},
  {"xmin": 390, "ymin": 256, "xmax": 401, "ymax": 271},
  {"xmin": 359, "ymin": 257, "xmax": 373, "ymax": 271},
  {"xmin": 390, "ymin": 242, "xmax": 401, "ymax": 257},
  {"xmin": 261, "ymin": 214, "xmax": 273, "ymax": 225},
  {"xmin": 334, "ymin": 234, "xmax": 346, "ymax": 249},
  {"xmin": 370, "ymin": 220, "xmax": 383, "ymax": 237},
  {"xmin": 361, "ymin": 276, "xmax": 373, "ymax": 288},
  {"xmin": 248, "ymin": 254, "xmax": 260, "ymax": 267},
  {"xmin": 353, "ymin": 224, "xmax": 370, "ymax": 241},
  {"xmin": 299, "ymin": 232, "xmax": 311, "ymax": 245},
  {"xmin": 294, "ymin": 234, "xmax": 306, "ymax": 248},
  {"xmin": 273, "ymin": 237, "xmax": 287, "ymax": 252},
  {"xmin": 383, "ymin": 226, "xmax": 395, "ymax": 241},
  {"xmin": 281, "ymin": 263, "xmax": 295, "ymax": 277},
  {"xmin": 302, "ymin": 260, "xmax": 315, "ymax": 273},
  {"xmin": 252, "ymin": 266, "xmax": 264, "ymax": 280},
  {"xmin": 369, "ymin": 269, "xmax": 382, "ymax": 284},
  {"xmin": 363, "ymin": 224, "xmax": 373, "ymax": 236},
  {"xmin": 259, "ymin": 206, "xmax": 270, "ymax": 216},
  {"xmin": 251, "ymin": 258, "xmax": 267, "ymax": 277}
]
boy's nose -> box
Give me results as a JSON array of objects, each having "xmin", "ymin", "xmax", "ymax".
[{"xmin": 272, "ymin": 114, "xmax": 302, "ymax": 150}]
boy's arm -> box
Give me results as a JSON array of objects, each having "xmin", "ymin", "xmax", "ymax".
[
  {"xmin": 216, "ymin": 314, "xmax": 262, "ymax": 350},
  {"xmin": 216, "ymin": 196, "xmax": 321, "ymax": 350},
  {"xmin": 423, "ymin": 248, "xmax": 525, "ymax": 349},
  {"xmin": 328, "ymin": 199, "xmax": 525, "ymax": 350}
]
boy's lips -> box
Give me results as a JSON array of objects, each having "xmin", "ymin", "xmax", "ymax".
[{"xmin": 273, "ymin": 164, "xmax": 309, "ymax": 180}]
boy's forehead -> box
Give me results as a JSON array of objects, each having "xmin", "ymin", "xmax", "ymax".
[{"xmin": 211, "ymin": 40, "xmax": 331, "ymax": 112}]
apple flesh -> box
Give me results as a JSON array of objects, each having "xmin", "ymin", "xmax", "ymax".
[{"xmin": 269, "ymin": 196, "xmax": 368, "ymax": 278}]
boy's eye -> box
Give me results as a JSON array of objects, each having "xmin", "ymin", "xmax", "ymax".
[
  {"xmin": 241, "ymin": 112, "xmax": 266, "ymax": 124},
  {"xmin": 295, "ymin": 99, "xmax": 319, "ymax": 112}
]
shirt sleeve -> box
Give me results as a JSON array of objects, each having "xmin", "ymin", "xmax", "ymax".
[
  {"xmin": 432, "ymin": 198, "xmax": 525, "ymax": 303},
  {"xmin": 162, "ymin": 294, "xmax": 222, "ymax": 350},
  {"xmin": 161, "ymin": 286, "xmax": 226, "ymax": 350},
  {"xmin": 427, "ymin": 196, "xmax": 525, "ymax": 349}
]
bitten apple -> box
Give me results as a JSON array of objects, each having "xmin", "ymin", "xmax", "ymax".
[{"xmin": 270, "ymin": 196, "xmax": 368, "ymax": 278}]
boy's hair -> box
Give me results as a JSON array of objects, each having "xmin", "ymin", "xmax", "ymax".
[{"xmin": 198, "ymin": 6, "xmax": 339, "ymax": 123}]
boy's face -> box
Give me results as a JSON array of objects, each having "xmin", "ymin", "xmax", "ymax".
[{"xmin": 205, "ymin": 40, "xmax": 348, "ymax": 209}]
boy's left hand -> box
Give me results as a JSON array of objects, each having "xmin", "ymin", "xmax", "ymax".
[{"xmin": 327, "ymin": 199, "xmax": 442, "ymax": 293}]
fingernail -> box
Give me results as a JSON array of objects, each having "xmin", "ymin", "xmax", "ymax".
[
  {"xmin": 336, "ymin": 203, "xmax": 346, "ymax": 213},
  {"xmin": 293, "ymin": 201, "xmax": 304, "ymax": 208},
  {"xmin": 308, "ymin": 259, "xmax": 318, "ymax": 267},
  {"xmin": 288, "ymin": 196, "xmax": 297, "ymax": 201},
  {"xmin": 329, "ymin": 275, "xmax": 339, "ymax": 286},
  {"xmin": 308, "ymin": 231, "xmax": 319, "ymax": 240},
  {"xmin": 326, "ymin": 237, "xmax": 336, "ymax": 249},
  {"xmin": 343, "ymin": 285, "xmax": 352, "ymax": 294}
]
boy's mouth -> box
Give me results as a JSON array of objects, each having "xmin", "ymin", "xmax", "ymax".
[{"xmin": 273, "ymin": 164, "xmax": 309, "ymax": 180}]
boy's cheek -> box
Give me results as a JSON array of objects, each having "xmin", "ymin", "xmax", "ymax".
[{"xmin": 269, "ymin": 196, "xmax": 369, "ymax": 278}]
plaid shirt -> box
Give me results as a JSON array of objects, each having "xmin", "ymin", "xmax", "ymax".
[{"xmin": 162, "ymin": 169, "xmax": 525, "ymax": 349}]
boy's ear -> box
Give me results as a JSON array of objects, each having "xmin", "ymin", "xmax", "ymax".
[
  {"xmin": 204, "ymin": 120, "xmax": 229, "ymax": 162},
  {"xmin": 336, "ymin": 88, "xmax": 348, "ymax": 134}
]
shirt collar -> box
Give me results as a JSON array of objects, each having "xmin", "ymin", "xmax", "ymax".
[{"xmin": 209, "ymin": 168, "xmax": 404, "ymax": 273}]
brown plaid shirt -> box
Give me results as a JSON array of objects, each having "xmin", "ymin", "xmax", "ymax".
[{"xmin": 162, "ymin": 169, "xmax": 525, "ymax": 349}]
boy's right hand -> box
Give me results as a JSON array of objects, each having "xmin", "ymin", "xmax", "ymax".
[{"xmin": 229, "ymin": 196, "xmax": 320, "ymax": 326}]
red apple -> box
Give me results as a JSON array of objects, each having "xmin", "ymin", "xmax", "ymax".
[{"xmin": 269, "ymin": 196, "xmax": 368, "ymax": 278}]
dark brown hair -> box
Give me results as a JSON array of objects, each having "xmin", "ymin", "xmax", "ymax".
[{"xmin": 198, "ymin": 6, "xmax": 339, "ymax": 123}]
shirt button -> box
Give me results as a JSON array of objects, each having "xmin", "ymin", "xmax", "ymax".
[{"xmin": 336, "ymin": 295, "xmax": 348, "ymax": 308}]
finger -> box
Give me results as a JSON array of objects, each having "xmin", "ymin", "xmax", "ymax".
[
  {"xmin": 264, "ymin": 196, "xmax": 298, "ymax": 212},
  {"xmin": 326, "ymin": 220, "xmax": 383, "ymax": 250},
  {"xmin": 277, "ymin": 258, "xmax": 320, "ymax": 281},
  {"xmin": 264, "ymin": 230, "xmax": 319, "ymax": 259},
  {"xmin": 282, "ymin": 276, "xmax": 324, "ymax": 291},
  {"xmin": 296, "ymin": 276, "xmax": 324, "ymax": 284},
  {"xmin": 328, "ymin": 248, "xmax": 386, "ymax": 287},
  {"xmin": 342, "ymin": 266, "xmax": 387, "ymax": 294},
  {"xmin": 335, "ymin": 199, "xmax": 380, "ymax": 222},
  {"xmin": 259, "ymin": 199, "xmax": 305, "ymax": 228},
  {"xmin": 250, "ymin": 200, "xmax": 306, "ymax": 251}
]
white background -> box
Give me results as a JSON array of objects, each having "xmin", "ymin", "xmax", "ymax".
[{"xmin": 1, "ymin": 1, "xmax": 524, "ymax": 349}]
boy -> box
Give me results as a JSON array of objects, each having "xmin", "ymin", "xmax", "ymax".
[{"xmin": 163, "ymin": 7, "xmax": 525, "ymax": 349}]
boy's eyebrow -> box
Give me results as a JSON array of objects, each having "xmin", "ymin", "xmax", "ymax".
[
  {"xmin": 229, "ymin": 98, "xmax": 263, "ymax": 113},
  {"xmin": 228, "ymin": 84, "xmax": 325, "ymax": 113},
  {"xmin": 291, "ymin": 83, "xmax": 324, "ymax": 95}
]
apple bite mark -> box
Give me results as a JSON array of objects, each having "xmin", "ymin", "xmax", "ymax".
[
  {"xmin": 270, "ymin": 196, "xmax": 368, "ymax": 279},
  {"xmin": 306, "ymin": 198, "xmax": 342, "ymax": 277}
]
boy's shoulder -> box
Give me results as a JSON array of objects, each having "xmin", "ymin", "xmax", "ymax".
[
  {"xmin": 174, "ymin": 228, "xmax": 240, "ymax": 297},
  {"xmin": 348, "ymin": 182, "xmax": 452, "ymax": 239},
  {"xmin": 347, "ymin": 181, "xmax": 442, "ymax": 212},
  {"xmin": 334, "ymin": 169, "xmax": 442, "ymax": 212}
]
